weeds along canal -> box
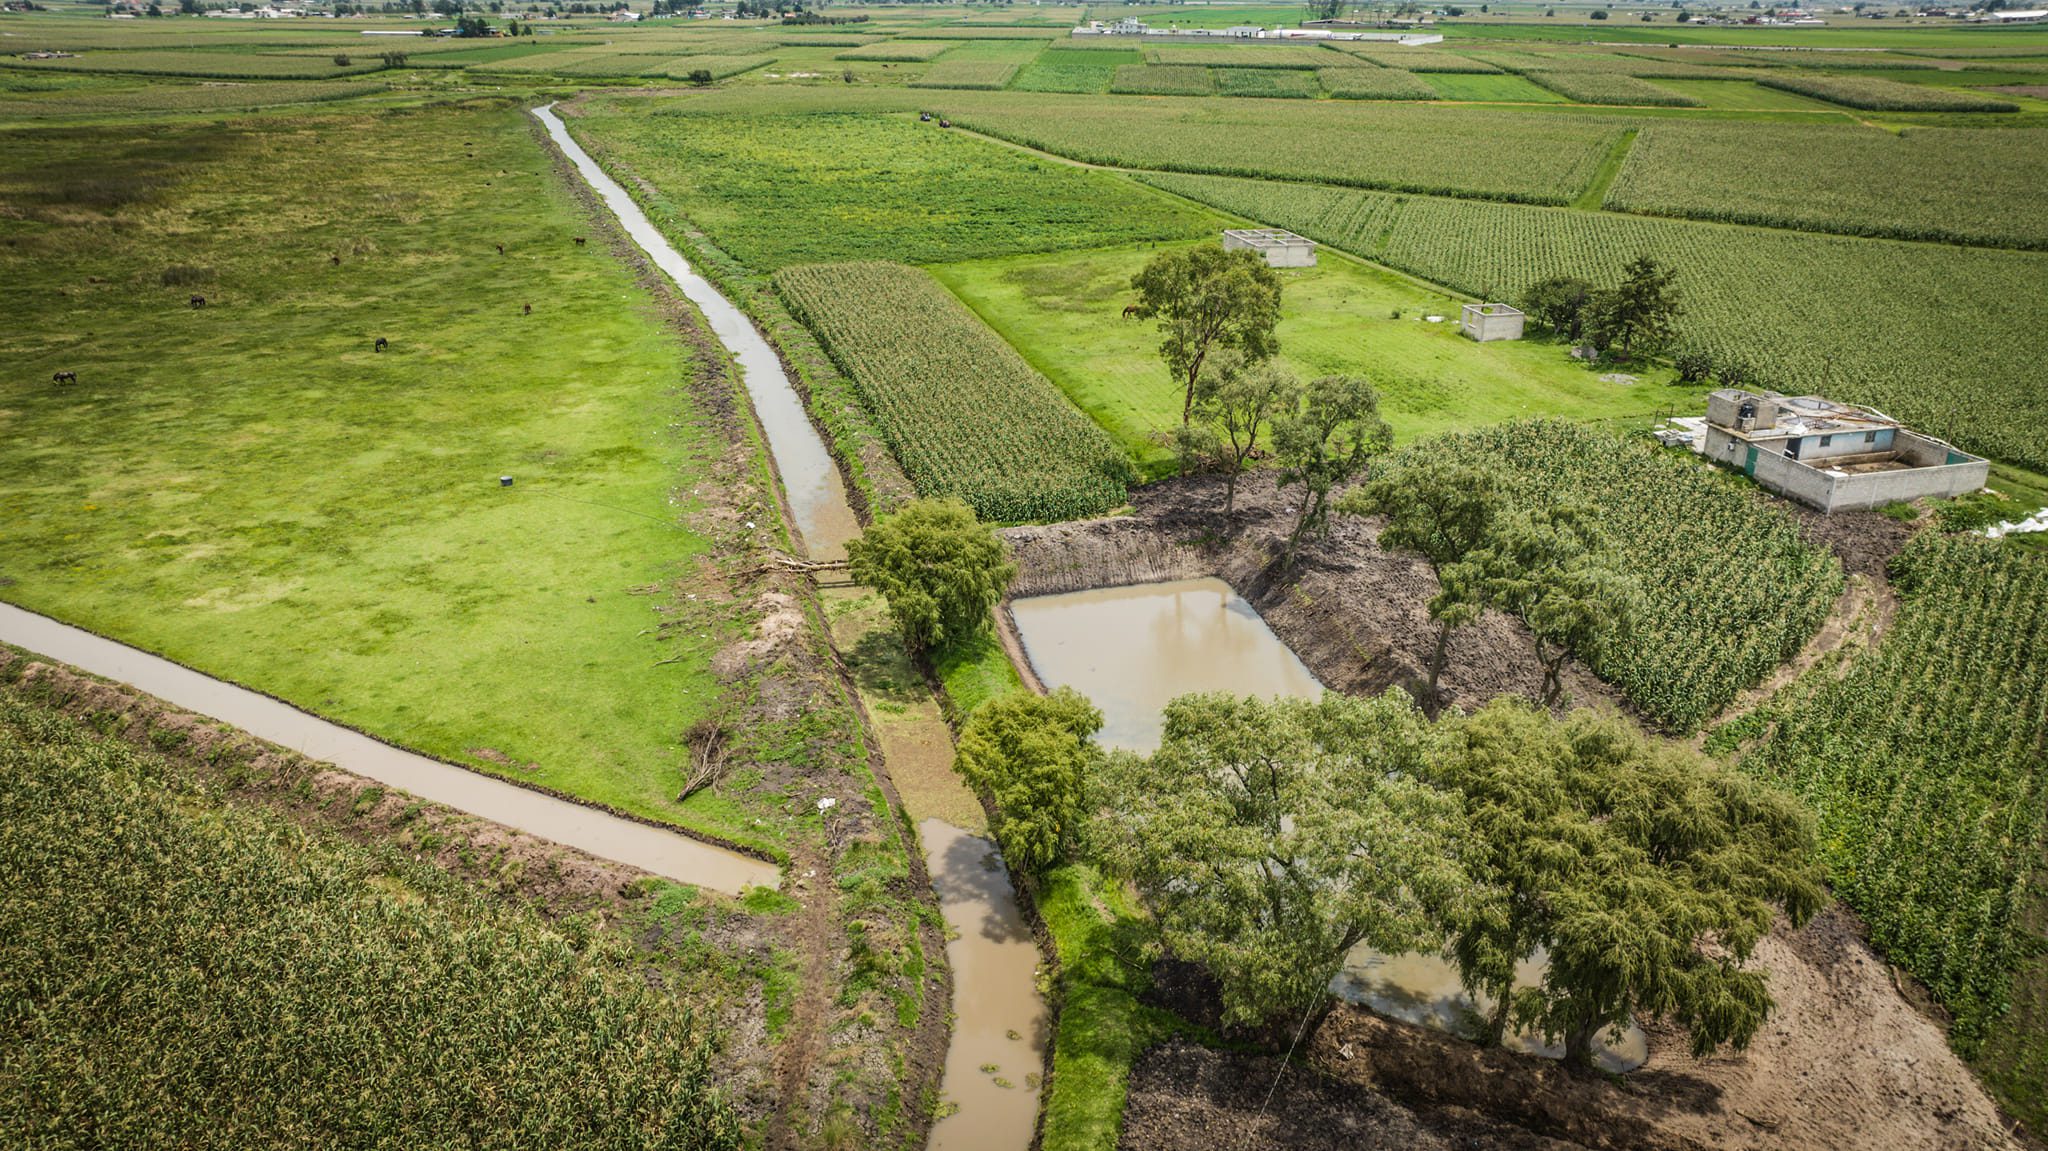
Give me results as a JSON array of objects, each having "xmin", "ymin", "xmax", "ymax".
[
  {"xmin": 0, "ymin": 602, "xmax": 779, "ymax": 894},
  {"xmin": 536, "ymin": 104, "xmax": 1047, "ymax": 1151}
]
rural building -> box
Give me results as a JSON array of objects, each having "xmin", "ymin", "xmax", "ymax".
[
  {"xmin": 1222, "ymin": 228, "xmax": 1316, "ymax": 267},
  {"xmin": 1700, "ymin": 389, "xmax": 1987, "ymax": 513},
  {"xmin": 1459, "ymin": 302, "xmax": 1524, "ymax": 342}
]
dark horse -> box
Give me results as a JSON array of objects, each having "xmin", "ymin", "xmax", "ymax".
[
  {"xmin": 573, "ymin": 236, "xmax": 587, "ymax": 247},
  {"xmin": 1122, "ymin": 305, "xmax": 1141, "ymax": 319},
  {"xmin": 52, "ymin": 370, "xmax": 77, "ymax": 384},
  {"xmin": 189, "ymin": 295, "xmax": 206, "ymax": 309},
  {"xmin": 374, "ymin": 337, "xmax": 389, "ymax": 352}
]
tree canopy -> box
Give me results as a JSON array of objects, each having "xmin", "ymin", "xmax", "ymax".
[
  {"xmin": 1187, "ymin": 350, "xmax": 1301, "ymax": 516},
  {"xmin": 1588, "ymin": 255, "xmax": 1682, "ymax": 360},
  {"xmin": 1129, "ymin": 245, "xmax": 1283, "ymax": 426},
  {"xmin": 1520, "ymin": 275, "xmax": 1595, "ymax": 343},
  {"xmin": 1272, "ymin": 374, "xmax": 1393, "ymax": 568},
  {"xmin": 1473, "ymin": 504, "xmax": 1636, "ymax": 707},
  {"xmin": 1092, "ymin": 692, "xmax": 1470, "ymax": 1030},
  {"xmin": 955, "ymin": 688, "xmax": 1104, "ymax": 876},
  {"xmin": 845, "ymin": 498, "xmax": 1014, "ymax": 653},
  {"xmin": 1423, "ymin": 700, "xmax": 1825, "ymax": 1066}
]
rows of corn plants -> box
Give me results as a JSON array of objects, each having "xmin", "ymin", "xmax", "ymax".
[
  {"xmin": 0, "ymin": 77, "xmax": 386, "ymax": 122},
  {"xmin": 1733, "ymin": 533, "xmax": 2048, "ymax": 1126},
  {"xmin": 1333, "ymin": 46, "xmax": 1503, "ymax": 72},
  {"xmin": 1, "ymin": 48, "xmax": 384, "ymax": 79},
  {"xmin": 1214, "ymin": 66, "xmax": 1319, "ymax": 98},
  {"xmin": 1415, "ymin": 420, "xmax": 1841, "ymax": 732},
  {"xmin": 1135, "ymin": 170, "xmax": 2048, "ymax": 470},
  {"xmin": 1519, "ymin": 70, "xmax": 1703, "ymax": 106},
  {"xmin": 1319, "ymin": 65, "xmax": 1436, "ymax": 100},
  {"xmin": 1606, "ymin": 122, "xmax": 2048, "ymax": 251},
  {"xmin": 774, "ymin": 261, "xmax": 1132, "ymax": 522},
  {"xmin": 0, "ymin": 696, "xmax": 744, "ymax": 1150},
  {"xmin": 909, "ymin": 58, "xmax": 1023, "ymax": 89},
  {"xmin": 1109, "ymin": 62, "xmax": 1216, "ymax": 95},
  {"xmin": 939, "ymin": 94, "xmax": 1623, "ymax": 204},
  {"xmin": 1756, "ymin": 71, "xmax": 2020, "ymax": 111}
]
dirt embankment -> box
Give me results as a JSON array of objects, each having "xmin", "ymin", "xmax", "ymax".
[
  {"xmin": 1002, "ymin": 471, "xmax": 1618, "ymax": 717},
  {"xmin": 1118, "ymin": 905, "xmax": 2024, "ymax": 1151}
]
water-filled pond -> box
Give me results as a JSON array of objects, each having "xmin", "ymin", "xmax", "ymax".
[{"xmin": 1008, "ymin": 577, "xmax": 1323, "ymax": 751}]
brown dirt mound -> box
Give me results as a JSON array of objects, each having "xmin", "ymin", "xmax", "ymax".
[{"xmin": 1002, "ymin": 471, "xmax": 1618, "ymax": 718}]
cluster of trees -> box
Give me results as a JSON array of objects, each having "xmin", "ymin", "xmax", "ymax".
[
  {"xmin": 1521, "ymin": 255, "xmax": 1682, "ymax": 361},
  {"xmin": 1339, "ymin": 460, "xmax": 1640, "ymax": 713},
  {"xmin": 968, "ymin": 689, "xmax": 1824, "ymax": 1068},
  {"xmin": 1130, "ymin": 245, "xmax": 1394, "ymax": 568}
]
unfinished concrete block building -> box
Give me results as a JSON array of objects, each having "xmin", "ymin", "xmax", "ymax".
[
  {"xmin": 1222, "ymin": 228, "xmax": 1316, "ymax": 268},
  {"xmin": 1459, "ymin": 303, "xmax": 1524, "ymax": 342},
  {"xmin": 1701, "ymin": 389, "xmax": 1987, "ymax": 513}
]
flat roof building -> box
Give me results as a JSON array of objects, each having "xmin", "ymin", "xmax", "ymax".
[
  {"xmin": 1459, "ymin": 302, "xmax": 1524, "ymax": 343},
  {"xmin": 1222, "ymin": 228, "xmax": 1316, "ymax": 268},
  {"xmin": 1700, "ymin": 389, "xmax": 1987, "ymax": 513}
]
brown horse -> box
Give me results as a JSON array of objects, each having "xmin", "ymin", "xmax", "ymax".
[
  {"xmin": 189, "ymin": 295, "xmax": 206, "ymax": 309},
  {"xmin": 573, "ymin": 236, "xmax": 587, "ymax": 247},
  {"xmin": 1122, "ymin": 305, "xmax": 1141, "ymax": 319},
  {"xmin": 522, "ymin": 303, "xmax": 532, "ymax": 316},
  {"xmin": 53, "ymin": 370, "xmax": 77, "ymax": 384},
  {"xmin": 374, "ymin": 337, "xmax": 389, "ymax": 352}
]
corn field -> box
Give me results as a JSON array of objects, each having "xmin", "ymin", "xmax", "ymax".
[
  {"xmin": 1756, "ymin": 71, "xmax": 2020, "ymax": 112},
  {"xmin": 1135, "ymin": 170, "xmax": 2048, "ymax": 471},
  {"xmin": 0, "ymin": 697, "xmax": 745, "ymax": 1150},
  {"xmin": 775, "ymin": 261, "xmax": 1132, "ymax": 523},
  {"xmin": 1419, "ymin": 420, "xmax": 1843, "ymax": 733},
  {"xmin": 1738, "ymin": 534, "xmax": 2048, "ymax": 1063}
]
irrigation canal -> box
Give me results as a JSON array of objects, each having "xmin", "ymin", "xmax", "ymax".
[{"xmin": 536, "ymin": 103, "xmax": 1047, "ymax": 1151}]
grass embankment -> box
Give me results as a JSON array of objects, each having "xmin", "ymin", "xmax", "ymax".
[
  {"xmin": 931, "ymin": 243, "xmax": 1696, "ymax": 481},
  {"xmin": 0, "ymin": 107, "xmax": 771, "ymax": 843},
  {"xmin": 0, "ymin": 692, "xmax": 744, "ymax": 1148}
]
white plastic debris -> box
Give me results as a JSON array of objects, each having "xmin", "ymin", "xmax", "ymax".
[{"xmin": 816, "ymin": 797, "xmax": 836, "ymax": 813}]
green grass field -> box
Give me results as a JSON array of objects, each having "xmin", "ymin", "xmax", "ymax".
[
  {"xmin": 0, "ymin": 106, "xmax": 754, "ymax": 840},
  {"xmin": 931, "ymin": 242, "xmax": 1698, "ymax": 480}
]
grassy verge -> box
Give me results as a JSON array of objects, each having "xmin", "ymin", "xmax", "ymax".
[{"xmin": 933, "ymin": 630, "xmax": 1025, "ymax": 724}]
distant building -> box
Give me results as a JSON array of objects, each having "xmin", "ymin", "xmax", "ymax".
[
  {"xmin": 1222, "ymin": 228, "xmax": 1316, "ymax": 268},
  {"xmin": 1459, "ymin": 303, "xmax": 1524, "ymax": 342},
  {"xmin": 1700, "ymin": 389, "xmax": 1987, "ymax": 513}
]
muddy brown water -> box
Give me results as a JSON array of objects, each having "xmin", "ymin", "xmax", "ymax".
[
  {"xmin": 540, "ymin": 105, "xmax": 1045, "ymax": 1151},
  {"xmin": 535, "ymin": 103, "xmax": 859, "ymax": 563},
  {"xmin": 0, "ymin": 602, "xmax": 780, "ymax": 895},
  {"xmin": 1009, "ymin": 577, "xmax": 1324, "ymax": 751}
]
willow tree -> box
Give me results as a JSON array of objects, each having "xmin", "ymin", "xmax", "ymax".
[
  {"xmin": 1092, "ymin": 692, "xmax": 1470, "ymax": 1031},
  {"xmin": 1272, "ymin": 374, "xmax": 1393, "ymax": 569},
  {"xmin": 955, "ymin": 688, "xmax": 1104, "ymax": 877},
  {"xmin": 845, "ymin": 498, "xmax": 1014, "ymax": 654},
  {"xmin": 1475, "ymin": 504, "xmax": 1636, "ymax": 707},
  {"xmin": 1129, "ymin": 245, "xmax": 1283, "ymax": 426},
  {"xmin": 1423, "ymin": 701, "xmax": 1825, "ymax": 1067},
  {"xmin": 1337, "ymin": 459, "xmax": 1505, "ymax": 711}
]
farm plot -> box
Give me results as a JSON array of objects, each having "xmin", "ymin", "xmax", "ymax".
[
  {"xmin": 1606, "ymin": 122, "xmax": 2048, "ymax": 250},
  {"xmin": 1736, "ymin": 534, "xmax": 2048, "ymax": 1130},
  {"xmin": 650, "ymin": 55, "xmax": 779, "ymax": 81},
  {"xmin": 774, "ymin": 262, "xmax": 1132, "ymax": 522},
  {"xmin": 1757, "ymin": 71, "xmax": 2020, "ymax": 111},
  {"xmin": 908, "ymin": 58, "xmax": 1022, "ymax": 89},
  {"xmin": 1110, "ymin": 63, "xmax": 1216, "ymax": 95},
  {"xmin": 1520, "ymin": 70, "xmax": 1702, "ymax": 106},
  {"xmin": 1009, "ymin": 46, "xmax": 1137, "ymax": 92},
  {"xmin": 1334, "ymin": 47, "xmax": 1503, "ymax": 72},
  {"xmin": 1145, "ymin": 44, "xmax": 1339, "ymax": 69},
  {"xmin": 836, "ymin": 40, "xmax": 953, "ymax": 61},
  {"xmin": 1136, "ymin": 171, "xmax": 2048, "ymax": 471},
  {"xmin": 567, "ymin": 100, "xmax": 1213, "ymax": 270},
  {"xmin": 1418, "ymin": 421, "xmax": 1841, "ymax": 732},
  {"xmin": 1422, "ymin": 72, "xmax": 1567, "ymax": 101},
  {"xmin": 938, "ymin": 94, "xmax": 1624, "ymax": 204},
  {"xmin": 0, "ymin": 77, "xmax": 387, "ymax": 123},
  {"xmin": 1214, "ymin": 67, "xmax": 1318, "ymax": 98},
  {"xmin": 1, "ymin": 49, "xmax": 384, "ymax": 80},
  {"xmin": 0, "ymin": 698, "xmax": 745, "ymax": 1151},
  {"xmin": 1319, "ymin": 65, "xmax": 1435, "ymax": 100}
]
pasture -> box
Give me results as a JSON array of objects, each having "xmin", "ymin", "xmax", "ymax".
[{"xmin": 0, "ymin": 107, "xmax": 751, "ymax": 841}]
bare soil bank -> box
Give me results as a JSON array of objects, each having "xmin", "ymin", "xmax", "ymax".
[
  {"xmin": 1002, "ymin": 471, "xmax": 1618, "ymax": 718},
  {"xmin": 1119, "ymin": 906, "xmax": 2021, "ymax": 1151}
]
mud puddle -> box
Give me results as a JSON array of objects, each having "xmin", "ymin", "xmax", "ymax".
[
  {"xmin": 1008, "ymin": 577, "xmax": 1322, "ymax": 751},
  {"xmin": 534, "ymin": 103, "xmax": 859, "ymax": 562},
  {"xmin": 1334, "ymin": 944, "xmax": 1647, "ymax": 1073},
  {"xmin": 922, "ymin": 820, "xmax": 1048, "ymax": 1151},
  {"xmin": 0, "ymin": 602, "xmax": 778, "ymax": 894}
]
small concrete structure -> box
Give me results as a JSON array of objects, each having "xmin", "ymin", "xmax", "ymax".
[
  {"xmin": 1700, "ymin": 389, "xmax": 1987, "ymax": 513},
  {"xmin": 1222, "ymin": 228, "xmax": 1316, "ymax": 268},
  {"xmin": 1459, "ymin": 302, "xmax": 1524, "ymax": 342}
]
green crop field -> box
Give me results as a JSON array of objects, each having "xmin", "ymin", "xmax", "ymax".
[
  {"xmin": 837, "ymin": 39, "xmax": 953, "ymax": 61},
  {"xmin": 0, "ymin": 107, "xmax": 751, "ymax": 840},
  {"xmin": 0, "ymin": 696, "xmax": 745, "ymax": 1150},
  {"xmin": 0, "ymin": 76, "xmax": 388, "ymax": 123},
  {"xmin": 1319, "ymin": 65, "xmax": 1436, "ymax": 99},
  {"xmin": 1421, "ymin": 71, "xmax": 1567, "ymax": 101},
  {"xmin": 1137, "ymin": 171, "xmax": 2048, "ymax": 470},
  {"xmin": 1, "ymin": 48, "xmax": 385, "ymax": 79},
  {"xmin": 1110, "ymin": 62, "xmax": 1216, "ymax": 95},
  {"xmin": 1733, "ymin": 534, "xmax": 2048, "ymax": 1131},
  {"xmin": 1214, "ymin": 65, "xmax": 1318, "ymax": 97},
  {"xmin": 1606, "ymin": 122, "xmax": 2048, "ymax": 249},
  {"xmin": 775, "ymin": 261, "xmax": 1133, "ymax": 521},
  {"xmin": 1520, "ymin": 70, "xmax": 1702, "ymax": 105},
  {"xmin": 938, "ymin": 93, "xmax": 1624, "ymax": 203},
  {"xmin": 931, "ymin": 244, "xmax": 1705, "ymax": 480},
  {"xmin": 568, "ymin": 95, "xmax": 1214, "ymax": 270},
  {"xmin": 1010, "ymin": 46, "xmax": 1137, "ymax": 92},
  {"xmin": 1421, "ymin": 421, "xmax": 1842, "ymax": 732},
  {"xmin": 1334, "ymin": 46, "xmax": 1504, "ymax": 72},
  {"xmin": 1636, "ymin": 77, "xmax": 1845, "ymax": 110},
  {"xmin": 1757, "ymin": 70, "xmax": 2021, "ymax": 110},
  {"xmin": 1145, "ymin": 43, "xmax": 1339, "ymax": 69}
]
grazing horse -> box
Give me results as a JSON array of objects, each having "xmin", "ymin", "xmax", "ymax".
[
  {"xmin": 374, "ymin": 337, "xmax": 389, "ymax": 353},
  {"xmin": 495, "ymin": 243, "xmax": 505, "ymax": 256},
  {"xmin": 189, "ymin": 295, "xmax": 206, "ymax": 309},
  {"xmin": 573, "ymin": 236, "xmax": 587, "ymax": 247},
  {"xmin": 53, "ymin": 370, "xmax": 77, "ymax": 384},
  {"xmin": 1122, "ymin": 305, "xmax": 1141, "ymax": 319},
  {"xmin": 330, "ymin": 254, "xmax": 341, "ymax": 266},
  {"xmin": 938, "ymin": 119, "xmax": 951, "ymax": 128},
  {"xmin": 522, "ymin": 303, "xmax": 532, "ymax": 316}
]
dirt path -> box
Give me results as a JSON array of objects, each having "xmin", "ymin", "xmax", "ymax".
[{"xmin": 1701, "ymin": 570, "xmax": 1897, "ymax": 741}]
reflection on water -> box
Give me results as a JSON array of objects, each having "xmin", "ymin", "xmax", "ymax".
[
  {"xmin": 921, "ymin": 820, "xmax": 1048, "ymax": 1151},
  {"xmin": 1332, "ymin": 943, "xmax": 1648, "ymax": 1073},
  {"xmin": 1009, "ymin": 578, "xmax": 1323, "ymax": 751}
]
